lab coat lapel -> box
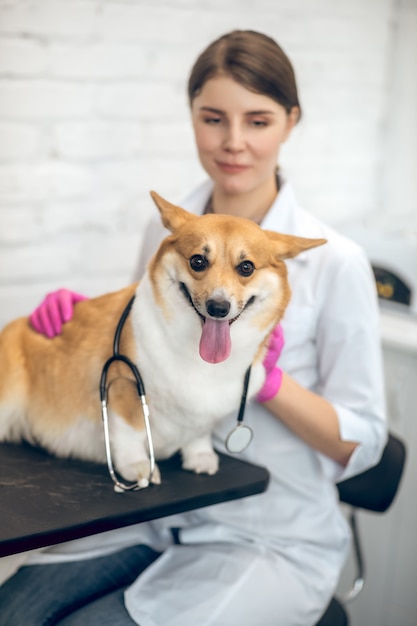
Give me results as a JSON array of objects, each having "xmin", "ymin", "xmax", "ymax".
[{"xmin": 261, "ymin": 181, "xmax": 311, "ymax": 264}]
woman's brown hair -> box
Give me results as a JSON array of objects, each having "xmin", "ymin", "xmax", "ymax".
[{"xmin": 187, "ymin": 30, "xmax": 301, "ymax": 120}]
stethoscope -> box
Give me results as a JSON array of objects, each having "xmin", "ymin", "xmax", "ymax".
[{"xmin": 99, "ymin": 296, "xmax": 254, "ymax": 492}]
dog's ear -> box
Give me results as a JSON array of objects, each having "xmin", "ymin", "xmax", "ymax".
[
  {"xmin": 150, "ymin": 191, "xmax": 197, "ymax": 233},
  {"xmin": 264, "ymin": 230, "xmax": 327, "ymax": 260}
]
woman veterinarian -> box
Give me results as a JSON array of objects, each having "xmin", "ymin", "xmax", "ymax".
[{"xmin": 0, "ymin": 31, "xmax": 386, "ymax": 626}]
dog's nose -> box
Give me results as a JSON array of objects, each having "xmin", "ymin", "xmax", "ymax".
[{"xmin": 206, "ymin": 299, "xmax": 230, "ymax": 318}]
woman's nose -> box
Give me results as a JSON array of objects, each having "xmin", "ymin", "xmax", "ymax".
[{"xmin": 223, "ymin": 122, "xmax": 245, "ymax": 152}]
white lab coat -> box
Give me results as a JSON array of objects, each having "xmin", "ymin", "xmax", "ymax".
[{"xmin": 26, "ymin": 178, "xmax": 387, "ymax": 625}]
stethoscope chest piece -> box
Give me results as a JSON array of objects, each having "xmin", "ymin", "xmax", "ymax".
[
  {"xmin": 225, "ymin": 423, "xmax": 253, "ymax": 453},
  {"xmin": 225, "ymin": 365, "xmax": 253, "ymax": 454}
]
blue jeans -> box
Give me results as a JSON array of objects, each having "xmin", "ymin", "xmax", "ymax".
[{"xmin": 0, "ymin": 545, "xmax": 160, "ymax": 626}]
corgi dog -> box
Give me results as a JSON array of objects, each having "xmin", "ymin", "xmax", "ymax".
[{"xmin": 0, "ymin": 192, "xmax": 325, "ymax": 486}]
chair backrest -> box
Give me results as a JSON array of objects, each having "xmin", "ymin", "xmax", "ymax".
[
  {"xmin": 316, "ymin": 432, "xmax": 406, "ymax": 626},
  {"xmin": 337, "ymin": 433, "xmax": 406, "ymax": 512}
]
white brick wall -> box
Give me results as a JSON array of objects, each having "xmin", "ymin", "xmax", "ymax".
[{"xmin": 0, "ymin": 0, "xmax": 411, "ymax": 327}]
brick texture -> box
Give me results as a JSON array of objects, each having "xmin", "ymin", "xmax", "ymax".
[{"xmin": 0, "ymin": 0, "xmax": 409, "ymax": 326}]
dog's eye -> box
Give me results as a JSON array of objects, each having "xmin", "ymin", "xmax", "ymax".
[
  {"xmin": 237, "ymin": 261, "xmax": 255, "ymax": 277},
  {"xmin": 190, "ymin": 254, "xmax": 209, "ymax": 272}
]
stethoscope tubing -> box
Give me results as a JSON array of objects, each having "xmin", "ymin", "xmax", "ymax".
[{"xmin": 99, "ymin": 295, "xmax": 253, "ymax": 492}]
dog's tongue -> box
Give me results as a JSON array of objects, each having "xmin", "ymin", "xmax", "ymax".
[{"xmin": 199, "ymin": 319, "xmax": 231, "ymax": 363}]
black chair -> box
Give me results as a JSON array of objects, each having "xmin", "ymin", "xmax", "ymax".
[{"xmin": 315, "ymin": 432, "xmax": 406, "ymax": 626}]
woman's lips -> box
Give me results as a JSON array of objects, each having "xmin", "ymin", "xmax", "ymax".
[{"xmin": 216, "ymin": 161, "xmax": 250, "ymax": 174}]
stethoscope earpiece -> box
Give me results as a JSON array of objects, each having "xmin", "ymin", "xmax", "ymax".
[{"xmin": 100, "ymin": 296, "xmax": 155, "ymax": 492}]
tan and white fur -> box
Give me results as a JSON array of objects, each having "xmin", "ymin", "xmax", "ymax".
[{"xmin": 0, "ymin": 192, "xmax": 325, "ymax": 485}]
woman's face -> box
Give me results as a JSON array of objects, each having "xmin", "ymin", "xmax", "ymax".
[{"xmin": 191, "ymin": 75, "xmax": 298, "ymax": 197}]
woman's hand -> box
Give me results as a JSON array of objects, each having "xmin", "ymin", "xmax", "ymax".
[
  {"xmin": 257, "ymin": 324, "xmax": 284, "ymax": 403},
  {"xmin": 29, "ymin": 288, "xmax": 88, "ymax": 338}
]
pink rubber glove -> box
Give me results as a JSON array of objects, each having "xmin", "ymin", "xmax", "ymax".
[
  {"xmin": 29, "ymin": 288, "xmax": 88, "ymax": 338},
  {"xmin": 256, "ymin": 324, "xmax": 284, "ymax": 403}
]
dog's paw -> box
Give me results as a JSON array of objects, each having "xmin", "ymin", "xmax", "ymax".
[
  {"xmin": 182, "ymin": 450, "xmax": 219, "ymax": 475},
  {"xmin": 119, "ymin": 460, "xmax": 161, "ymax": 486}
]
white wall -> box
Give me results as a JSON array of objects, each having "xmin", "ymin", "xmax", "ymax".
[
  {"xmin": 0, "ymin": 0, "xmax": 403, "ymax": 327},
  {"xmin": 379, "ymin": 0, "xmax": 417, "ymax": 232}
]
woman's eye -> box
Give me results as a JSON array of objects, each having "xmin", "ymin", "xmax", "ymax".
[
  {"xmin": 204, "ymin": 117, "xmax": 221, "ymax": 125},
  {"xmin": 237, "ymin": 260, "xmax": 255, "ymax": 277},
  {"xmin": 190, "ymin": 255, "xmax": 209, "ymax": 272},
  {"xmin": 251, "ymin": 120, "xmax": 268, "ymax": 128}
]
